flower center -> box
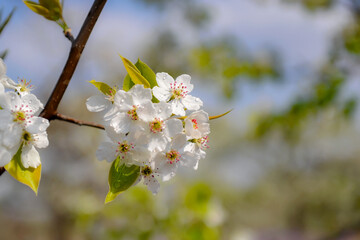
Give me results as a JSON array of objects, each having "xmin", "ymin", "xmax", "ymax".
[
  {"xmin": 13, "ymin": 111, "xmax": 26, "ymax": 123},
  {"xmin": 22, "ymin": 131, "xmax": 33, "ymax": 144},
  {"xmin": 191, "ymin": 119, "xmax": 198, "ymax": 129},
  {"xmin": 141, "ymin": 165, "xmax": 153, "ymax": 176},
  {"xmin": 17, "ymin": 78, "xmax": 33, "ymax": 94},
  {"xmin": 196, "ymin": 136, "xmax": 209, "ymax": 149},
  {"xmin": 166, "ymin": 150, "xmax": 181, "ymax": 164},
  {"xmin": 116, "ymin": 141, "xmax": 134, "ymax": 159},
  {"xmin": 150, "ymin": 118, "xmax": 163, "ymax": 133},
  {"xmin": 127, "ymin": 105, "xmax": 139, "ymax": 120},
  {"xmin": 170, "ymin": 81, "xmax": 188, "ymax": 99}
]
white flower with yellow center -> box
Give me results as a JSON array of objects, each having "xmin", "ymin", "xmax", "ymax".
[
  {"xmin": 185, "ymin": 110, "xmax": 210, "ymax": 139},
  {"xmin": 152, "ymin": 72, "xmax": 203, "ymax": 116},
  {"xmin": 137, "ymin": 101, "xmax": 183, "ymax": 151},
  {"xmin": 96, "ymin": 127, "xmax": 150, "ymax": 165},
  {"xmin": 154, "ymin": 133, "xmax": 198, "ymax": 181},
  {"xmin": 107, "ymin": 84, "xmax": 153, "ymax": 134}
]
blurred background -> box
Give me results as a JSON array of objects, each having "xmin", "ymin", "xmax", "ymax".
[{"xmin": 1, "ymin": 0, "xmax": 360, "ymax": 239}]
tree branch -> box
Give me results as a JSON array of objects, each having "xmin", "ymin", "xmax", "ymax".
[
  {"xmin": 0, "ymin": 167, "xmax": 5, "ymax": 176},
  {"xmin": 54, "ymin": 113, "xmax": 105, "ymax": 130},
  {"xmin": 40, "ymin": 0, "xmax": 108, "ymax": 120}
]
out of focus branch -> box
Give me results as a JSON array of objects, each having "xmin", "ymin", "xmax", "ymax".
[
  {"xmin": 54, "ymin": 113, "xmax": 105, "ymax": 130},
  {"xmin": 40, "ymin": 0, "xmax": 108, "ymax": 120},
  {"xmin": 0, "ymin": 167, "xmax": 5, "ymax": 176}
]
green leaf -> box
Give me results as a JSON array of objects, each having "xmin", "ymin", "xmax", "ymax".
[
  {"xmin": 122, "ymin": 74, "xmax": 134, "ymax": 92},
  {"xmin": 135, "ymin": 59, "xmax": 157, "ymax": 88},
  {"xmin": 120, "ymin": 55, "xmax": 150, "ymax": 89},
  {"xmin": 4, "ymin": 146, "xmax": 41, "ymax": 195},
  {"xmin": 23, "ymin": 1, "xmax": 52, "ymax": 20},
  {"xmin": 105, "ymin": 158, "xmax": 140, "ymax": 204},
  {"xmin": 0, "ymin": 8, "xmax": 15, "ymax": 36},
  {"xmin": 89, "ymin": 80, "xmax": 113, "ymax": 96},
  {"xmin": 23, "ymin": 0, "xmax": 62, "ymax": 21}
]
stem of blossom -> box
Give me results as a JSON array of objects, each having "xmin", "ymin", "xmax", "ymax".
[
  {"xmin": 54, "ymin": 113, "xmax": 105, "ymax": 130},
  {"xmin": 40, "ymin": 0, "xmax": 108, "ymax": 120}
]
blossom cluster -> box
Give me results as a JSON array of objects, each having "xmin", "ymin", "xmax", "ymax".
[
  {"xmin": 0, "ymin": 59, "xmax": 49, "ymax": 169},
  {"xmin": 87, "ymin": 72, "xmax": 210, "ymax": 194}
]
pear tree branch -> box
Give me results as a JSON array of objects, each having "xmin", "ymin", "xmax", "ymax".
[{"xmin": 40, "ymin": 0, "xmax": 107, "ymax": 120}]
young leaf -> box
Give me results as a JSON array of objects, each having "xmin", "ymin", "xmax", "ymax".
[
  {"xmin": 122, "ymin": 74, "xmax": 134, "ymax": 92},
  {"xmin": 135, "ymin": 59, "xmax": 157, "ymax": 88},
  {"xmin": 23, "ymin": 1, "xmax": 52, "ymax": 20},
  {"xmin": 4, "ymin": 146, "xmax": 41, "ymax": 195},
  {"xmin": 120, "ymin": 55, "xmax": 150, "ymax": 88},
  {"xmin": 89, "ymin": 80, "xmax": 113, "ymax": 96},
  {"xmin": 209, "ymin": 109, "xmax": 233, "ymax": 120},
  {"xmin": 105, "ymin": 158, "xmax": 140, "ymax": 204}
]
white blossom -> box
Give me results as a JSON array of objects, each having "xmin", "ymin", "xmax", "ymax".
[
  {"xmin": 107, "ymin": 84, "xmax": 152, "ymax": 134},
  {"xmin": 0, "ymin": 58, "xmax": 17, "ymax": 90},
  {"xmin": 152, "ymin": 72, "xmax": 203, "ymax": 116},
  {"xmin": 185, "ymin": 110, "xmax": 210, "ymax": 139}
]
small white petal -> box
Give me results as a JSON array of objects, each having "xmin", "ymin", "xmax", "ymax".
[
  {"xmin": 26, "ymin": 117, "xmax": 49, "ymax": 134},
  {"xmin": 129, "ymin": 84, "xmax": 152, "ymax": 105},
  {"xmin": 86, "ymin": 95, "xmax": 110, "ymax": 112},
  {"xmin": 152, "ymin": 86, "xmax": 171, "ymax": 102},
  {"xmin": 2, "ymin": 124, "xmax": 22, "ymax": 149},
  {"xmin": 164, "ymin": 119, "xmax": 183, "ymax": 138},
  {"xmin": 33, "ymin": 132, "xmax": 49, "ymax": 148},
  {"xmin": 176, "ymin": 74, "xmax": 193, "ymax": 93},
  {"xmin": 110, "ymin": 113, "xmax": 132, "ymax": 134},
  {"xmin": 181, "ymin": 95, "xmax": 203, "ymax": 111},
  {"xmin": 137, "ymin": 101, "xmax": 156, "ymax": 122},
  {"xmin": 0, "ymin": 110, "xmax": 13, "ymax": 131},
  {"xmin": 171, "ymin": 133, "xmax": 187, "ymax": 150},
  {"xmin": 21, "ymin": 145, "xmax": 41, "ymax": 169},
  {"xmin": 144, "ymin": 176, "xmax": 160, "ymax": 194},
  {"xmin": 155, "ymin": 101, "xmax": 172, "ymax": 119},
  {"xmin": 156, "ymin": 72, "xmax": 174, "ymax": 89},
  {"xmin": 113, "ymin": 90, "xmax": 133, "ymax": 111},
  {"xmin": 171, "ymin": 99, "xmax": 185, "ymax": 116},
  {"xmin": 0, "ymin": 146, "xmax": 12, "ymax": 167},
  {"xmin": 96, "ymin": 142, "xmax": 117, "ymax": 162}
]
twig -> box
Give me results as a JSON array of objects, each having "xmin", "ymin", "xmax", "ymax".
[
  {"xmin": 40, "ymin": 0, "xmax": 108, "ymax": 120},
  {"xmin": 54, "ymin": 113, "xmax": 105, "ymax": 130},
  {"xmin": 64, "ymin": 29, "xmax": 75, "ymax": 43},
  {"xmin": 0, "ymin": 167, "xmax": 5, "ymax": 176}
]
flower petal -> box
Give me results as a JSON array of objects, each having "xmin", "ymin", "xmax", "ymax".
[
  {"xmin": 152, "ymin": 86, "xmax": 171, "ymax": 102},
  {"xmin": 86, "ymin": 95, "xmax": 109, "ymax": 112},
  {"xmin": 164, "ymin": 119, "xmax": 183, "ymax": 138},
  {"xmin": 156, "ymin": 72, "xmax": 174, "ymax": 90},
  {"xmin": 137, "ymin": 101, "xmax": 156, "ymax": 122},
  {"xmin": 171, "ymin": 99, "xmax": 185, "ymax": 116},
  {"xmin": 129, "ymin": 84, "xmax": 152, "ymax": 105},
  {"xmin": 96, "ymin": 142, "xmax": 117, "ymax": 162},
  {"xmin": 181, "ymin": 95, "xmax": 203, "ymax": 111},
  {"xmin": 33, "ymin": 132, "xmax": 49, "ymax": 149},
  {"xmin": 26, "ymin": 117, "xmax": 49, "ymax": 134},
  {"xmin": 0, "ymin": 146, "xmax": 12, "ymax": 167},
  {"xmin": 21, "ymin": 145, "xmax": 41, "ymax": 169},
  {"xmin": 176, "ymin": 74, "xmax": 193, "ymax": 93}
]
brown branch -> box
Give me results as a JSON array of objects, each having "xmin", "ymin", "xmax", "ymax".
[
  {"xmin": 40, "ymin": 0, "xmax": 108, "ymax": 120},
  {"xmin": 54, "ymin": 113, "xmax": 105, "ymax": 130}
]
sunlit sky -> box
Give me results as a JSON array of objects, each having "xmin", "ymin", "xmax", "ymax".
[{"xmin": 0, "ymin": 0, "xmax": 352, "ymax": 124}]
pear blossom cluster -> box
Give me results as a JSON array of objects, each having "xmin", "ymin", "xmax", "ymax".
[
  {"xmin": 87, "ymin": 72, "xmax": 210, "ymax": 194},
  {"xmin": 0, "ymin": 59, "xmax": 49, "ymax": 169}
]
